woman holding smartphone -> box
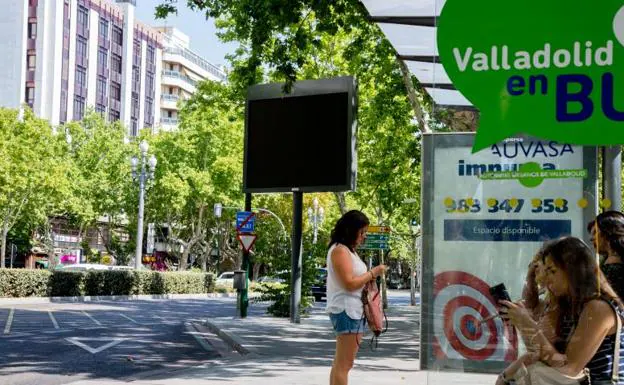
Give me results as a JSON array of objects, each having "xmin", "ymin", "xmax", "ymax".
[{"xmin": 326, "ymin": 210, "xmax": 386, "ymax": 385}]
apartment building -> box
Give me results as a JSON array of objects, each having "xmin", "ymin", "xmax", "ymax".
[
  {"xmin": 155, "ymin": 27, "xmax": 227, "ymax": 131},
  {"xmin": 0, "ymin": 0, "xmax": 163, "ymax": 136}
]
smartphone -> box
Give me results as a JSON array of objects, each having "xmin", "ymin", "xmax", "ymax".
[{"xmin": 489, "ymin": 283, "xmax": 511, "ymax": 305}]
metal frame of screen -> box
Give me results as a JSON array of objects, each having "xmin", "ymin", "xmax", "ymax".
[
  {"xmin": 243, "ymin": 76, "xmax": 358, "ymax": 193},
  {"xmin": 419, "ymin": 132, "xmax": 598, "ymax": 373}
]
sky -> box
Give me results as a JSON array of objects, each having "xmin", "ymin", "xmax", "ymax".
[{"xmin": 134, "ymin": 0, "xmax": 238, "ymax": 68}]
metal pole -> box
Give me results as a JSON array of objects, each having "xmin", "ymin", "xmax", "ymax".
[
  {"xmin": 240, "ymin": 193, "xmax": 252, "ymax": 318},
  {"xmin": 603, "ymin": 146, "xmax": 622, "ymax": 211},
  {"xmin": 380, "ymin": 249, "xmax": 388, "ymax": 310},
  {"xmin": 135, "ymin": 155, "xmax": 145, "ymax": 269},
  {"xmin": 290, "ymin": 192, "xmax": 303, "ymax": 323}
]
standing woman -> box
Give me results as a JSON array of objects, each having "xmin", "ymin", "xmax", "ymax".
[
  {"xmin": 588, "ymin": 210, "xmax": 624, "ymax": 300},
  {"xmin": 327, "ymin": 210, "xmax": 386, "ymax": 385}
]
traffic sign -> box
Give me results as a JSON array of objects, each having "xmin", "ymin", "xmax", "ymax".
[
  {"xmin": 237, "ymin": 234, "xmax": 257, "ymax": 252},
  {"xmin": 368, "ymin": 226, "xmax": 391, "ymax": 233},
  {"xmin": 366, "ymin": 234, "xmax": 389, "ymax": 241},
  {"xmin": 236, "ymin": 211, "xmax": 255, "ymax": 232},
  {"xmin": 360, "ymin": 242, "xmax": 389, "ymax": 250}
]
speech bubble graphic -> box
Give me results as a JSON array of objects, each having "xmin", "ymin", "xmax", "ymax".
[{"xmin": 437, "ymin": 0, "xmax": 624, "ymax": 153}]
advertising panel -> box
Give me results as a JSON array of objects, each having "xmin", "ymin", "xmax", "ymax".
[{"xmin": 420, "ymin": 133, "xmax": 597, "ymax": 373}]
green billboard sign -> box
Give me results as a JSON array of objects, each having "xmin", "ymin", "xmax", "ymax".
[{"xmin": 437, "ymin": 0, "xmax": 624, "ymax": 152}]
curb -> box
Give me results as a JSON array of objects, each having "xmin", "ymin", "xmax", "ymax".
[
  {"xmin": 202, "ymin": 318, "xmax": 256, "ymax": 356},
  {"xmin": 0, "ymin": 292, "xmax": 239, "ymax": 305}
]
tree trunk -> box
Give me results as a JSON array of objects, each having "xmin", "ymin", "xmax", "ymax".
[
  {"xmin": 179, "ymin": 244, "xmax": 189, "ymax": 271},
  {"xmin": 397, "ymin": 58, "xmax": 431, "ymax": 134},
  {"xmin": 333, "ymin": 192, "xmax": 348, "ymax": 215},
  {"xmin": 252, "ymin": 262, "xmax": 261, "ymax": 281},
  {"xmin": 0, "ymin": 220, "xmax": 8, "ymax": 268},
  {"xmin": 410, "ymin": 268, "xmax": 417, "ymax": 306}
]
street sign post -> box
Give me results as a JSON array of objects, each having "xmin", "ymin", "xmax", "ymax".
[
  {"xmin": 236, "ymin": 211, "xmax": 256, "ymax": 233},
  {"xmin": 361, "ymin": 226, "xmax": 391, "ymax": 250}
]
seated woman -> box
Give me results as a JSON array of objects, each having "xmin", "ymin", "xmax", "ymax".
[
  {"xmin": 588, "ymin": 211, "xmax": 624, "ymax": 300},
  {"xmin": 499, "ymin": 237, "xmax": 624, "ymax": 385}
]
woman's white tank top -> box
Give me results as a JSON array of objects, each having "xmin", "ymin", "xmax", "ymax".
[{"xmin": 326, "ymin": 243, "xmax": 368, "ymax": 319}]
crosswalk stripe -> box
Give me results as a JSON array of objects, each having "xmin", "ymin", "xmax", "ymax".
[
  {"xmin": 4, "ymin": 308, "xmax": 14, "ymax": 334},
  {"xmin": 48, "ymin": 311, "xmax": 60, "ymax": 329}
]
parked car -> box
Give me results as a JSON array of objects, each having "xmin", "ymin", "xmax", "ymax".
[
  {"xmin": 216, "ymin": 272, "xmax": 235, "ymax": 286},
  {"xmin": 386, "ymin": 274, "xmax": 407, "ymax": 290},
  {"xmin": 55, "ymin": 263, "xmax": 110, "ymax": 272},
  {"xmin": 311, "ymin": 268, "xmax": 327, "ymax": 302}
]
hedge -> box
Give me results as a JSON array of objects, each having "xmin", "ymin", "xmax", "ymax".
[{"xmin": 0, "ymin": 269, "xmax": 215, "ymax": 298}]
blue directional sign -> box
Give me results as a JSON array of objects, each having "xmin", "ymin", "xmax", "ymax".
[{"xmin": 236, "ymin": 211, "xmax": 255, "ymax": 232}]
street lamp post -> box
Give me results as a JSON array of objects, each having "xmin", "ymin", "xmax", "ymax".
[
  {"xmin": 131, "ymin": 140, "xmax": 157, "ymax": 269},
  {"xmin": 307, "ymin": 198, "xmax": 324, "ymax": 244}
]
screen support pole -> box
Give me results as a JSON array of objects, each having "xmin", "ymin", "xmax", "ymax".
[{"xmin": 290, "ymin": 191, "xmax": 303, "ymax": 323}]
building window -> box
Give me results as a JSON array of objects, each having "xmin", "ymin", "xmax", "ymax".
[
  {"xmin": 77, "ymin": 5, "xmax": 88, "ymax": 28},
  {"xmin": 75, "ymin": 66, "xmax": 86, "ymax": 88},
  {"xmin": 28, "ymin": 22, "xmax": 37, "ymax": 39},
  {"xmin": 144, "ymin": 98, "xmax": 153, "ymax": 124},
  {"xmin": 146, "ymin": 45, "xmax": 155, "ymax": 64},
  {"xmin": 111, "ymin": 54, "xmax": 121, "ymax": 73},
  {"xmin": 98, "ymin": 48, "xmax": 107, "ymax": 69},
  {"xmin": 27, "ymin": 54, "xmax": 36, "ymax": 69},
  {"xmin": 25, "ymin": 86, "xmax": 35, "ymax": 105},
  {"xmin": 73, "ymin": 96, "xmax": 85, "ymax": 120},
  {"xmin": 112, "ymin": 26, "xmax": 122, "ymax": 45},
  {"xmin": 97, "ymin": 76, "xmax": 106, "ymax": 99},
  {"xmin": 110, "ymin": 83, "xmax": 121, "ymax": 101},
  {"xmin": 76, "ymin": 37, "xmax": 87, "ymax": 59},
  {"xmin": 130, "ymin": 119, "xmax": 138, "ymax": 137},
  {"xmin": 109, "ymin": 109, "xmax": 120, "ymax": 122},
  {"xmin": 95, "ymin": 104, "xmax": 106, "ymax": 114},
  {"xmin": 99, "ymin": 17, "xmax": 108, "ymax": 41},
  {"xmin": 145, "ymin": 73, "xmax": 154, "ymax": 92}
]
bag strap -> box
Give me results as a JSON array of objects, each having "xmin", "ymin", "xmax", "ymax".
[{"xmin": 612, "ymin": 302, "xmax": 622, "ymax": 384}]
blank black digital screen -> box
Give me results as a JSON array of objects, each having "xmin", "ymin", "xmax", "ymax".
[{"xmin": 245, "ymin": 92, "xmax": 350, "ymax": 191}]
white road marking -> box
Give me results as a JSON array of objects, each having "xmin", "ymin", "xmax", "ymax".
[
  {"xmin": 48, "ymin": 311, "xmax": 60, "ymax": 329},
  {"xmin": 82, "ymin": 311, "xmax": 102, "ymax": 326},
  {"xmin": 3, "ymin": 309, "xmax": 14, "ymax": 334},
  {"xmin": 65, "ymin": 337, "xmax": 126, "ymax": 354},
  {"xmin": 120, "ymin": 313, "xmax": 139, "ymax": 324}
]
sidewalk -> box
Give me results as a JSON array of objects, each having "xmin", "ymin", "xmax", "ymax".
[{"xmin": 67, "ymin": 304, "xmax": 496, "ymax": 385}]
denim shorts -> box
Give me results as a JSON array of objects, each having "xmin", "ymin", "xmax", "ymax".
[{"xmin": 329, "ymin": 310, "xmax": 366, "ymax": 335}]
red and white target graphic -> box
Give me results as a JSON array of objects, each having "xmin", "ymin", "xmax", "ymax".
[{"xmin": 432, "ymin": 271, "xmax": 517, "ymax": 362}]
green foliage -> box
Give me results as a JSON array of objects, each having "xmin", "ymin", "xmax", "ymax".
[
  {"xmin": 0, "ymin": 269, "xmax": 52, "ymax": 297},
  {"xmin": 0, "ymin": 269, "xmax": 215, "ymax": 298},
  {"xmin": 0, "ymin": 108, "xmax": 72, "ymax": 266},
  {"xmin": 253, "ymin": 282, "xmax": 314, "ymax": 318},
  {"xmin": 146, "ymin": 81, "xmax": 244, "ymax": 270}
]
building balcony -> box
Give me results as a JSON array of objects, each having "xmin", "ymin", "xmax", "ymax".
[
  {"xmin": 161, "ymin": 70, "xmax": 197, "ymax": 93},
  {"xmin": 160, "ymin": 117, "xmax": 178, "ymax": 126},
  {"xmin": 160, "ymin": 94, "xmax": 179, "ymax": 110},
  {"xmin": 163, "ymin": 47, "xmax": 227, "ymax": 81},
  {"xmin": 111, "ymin": 43, "xmax": 122, "ymax": 57}
]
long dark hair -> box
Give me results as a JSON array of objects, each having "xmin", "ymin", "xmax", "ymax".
[
  {"xmin": 328, "ymin": 210, "xmax": 369, "ymax": 252},
  {"xmin": 587, "ymin": 210, "xmax": 624, "ymax": 258},
  {"xmin": 541, "ymin": 237, "xmax": 623, "ymax": 337}
]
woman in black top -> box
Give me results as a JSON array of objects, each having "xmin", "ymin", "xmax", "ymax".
[{"xmin": 588, "ymin": 211, "xmax": 624, "ymax": 301}]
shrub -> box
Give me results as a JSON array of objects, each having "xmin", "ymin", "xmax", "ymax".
[
  {"xmin": 253, "ymin": 282, "xmax": 313, "ymax": 317},
  {"xmin": 0, "ymin": 269, "xmax": 215, "ymax": 298},
  {"xmin": 0, "ymin": 269, "xmax": 52, "ymax": 297}
]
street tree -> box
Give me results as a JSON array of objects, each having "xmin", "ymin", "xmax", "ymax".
[
  {"xmin": 147, "ymin": 81, "xmax": 244, "ymax": 270},
  {"xmin": 61, "ymin": 112, "xmax": 134, "ymax": 263},
  {"xmin": 0, "ymin": 108, "xmax": 72, "ymax": 267}
]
